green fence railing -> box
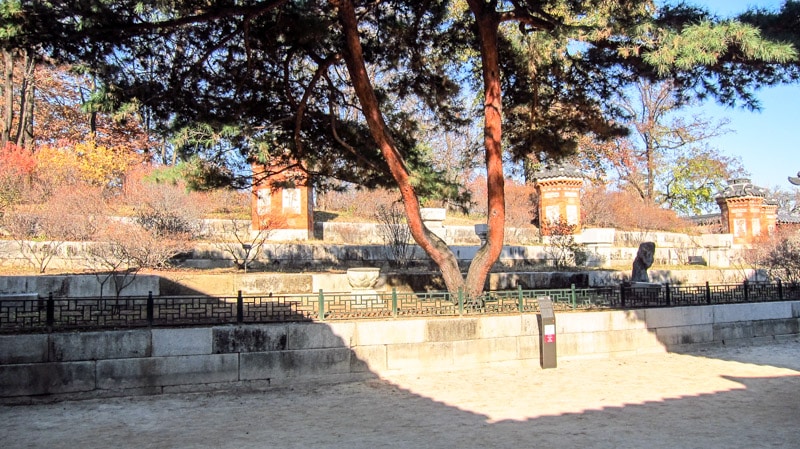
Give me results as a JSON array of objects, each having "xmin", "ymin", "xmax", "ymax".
[{"xmin": 0, "ymin": 281, "xmax": 798, "ymax": 333}]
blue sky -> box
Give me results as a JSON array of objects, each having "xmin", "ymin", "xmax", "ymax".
[{"xmin": 664, "ymin": 0, "xmax": 798, "ymax": 190}]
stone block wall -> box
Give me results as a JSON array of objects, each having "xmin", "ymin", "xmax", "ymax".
[
  {"xmin": 0, "ymin": 274, "xmax": 160, "ymax": 298},
  {"xmin": 2, "ymin": 301, "xmax": 799, "ymax": 402},
  {"xmin": 0, "ymin": 269, "xmax": 765, "ymax": 298},
  {"xmin": 0, "ymin": 222, "xmax": 744, "ymax": 273}
]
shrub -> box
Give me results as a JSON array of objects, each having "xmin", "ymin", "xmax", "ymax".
[
  {"xmin": 317, "ymin": 187, "xmax": 400, "ymax": 220},
  {"xmin": 201, "ymin": 188, "xmax": 251, "ymax": 217},
  {"xmin": 752, "ymin": 230, "xmax": 800, "ymax": 283},
  {"xmin": 0, "ymin": 143, "xmax": 35, "ymax": 215},
  {"xmin": 124, "ymin": 178, "xmax": 208, "ymax": 237},
  {"xmin": 375, "ymin": 203, "xmax": 412, "ymax": 268},
  {"xmin": 46, "ymin": 187, "xmax": 108, "ymax": 241},
  {"xmin": 84, "ymin": 240, "xmax": 140, "ymax": 298},
  {"xmin": 99, "ymin": 221, "xmax": 192, "ymax": 269},
  {"xmin": 543, "ymin": 218, "xmax": 585, "ymax": 269},
  {"xmin": 465, "ymin": 177, "xmax": 487, "ymax": 218},
  {"xmin": 1, "ymin": 186, "xmax": 109, "ymax": 272},
  {"xmin": 764, "ymin": 237, "xmax": 800, "ymax": 283},
  {"xmin": 210, "ymin": 217, "xmax": 284, "ymax": 270}
]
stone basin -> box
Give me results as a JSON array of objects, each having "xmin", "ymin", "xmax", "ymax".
[{"xmin": 346, "ymin": 267, "xmax": 381, "ymax": 289}]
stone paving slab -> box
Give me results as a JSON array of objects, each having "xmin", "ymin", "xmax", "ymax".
[{"xmin": 2, "ymin": 339, "xmax": 799, "ymax": 449}]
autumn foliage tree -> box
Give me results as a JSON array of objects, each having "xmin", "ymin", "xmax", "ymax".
[
  {"xmin": 0, "ymin": 142, "xmax": 34, "ymax": 214},
  {"xmin": 577, "ymin": 80, "xmax": 746, "ymax": 215},
  {"xmin": 33, "ymin": 139, "xmax": 143, "ymax": 192},
  {"xmin": 0, "ymin": 53, "xmax": 158, "ymax": 277},
  {"xmin": 1, "ymin": 47, "xmax": 35, "ymax": 150},
  {"xmin": 0, "ymin": 42, "xmax": 156, "ymax": 199},
  {"xmin": 582, "ymin": 183, "xmax": 690, "ymax": 232},
  {"xmin": 1, "ymin": 51, "xmax": 157, "ymax": 158}
]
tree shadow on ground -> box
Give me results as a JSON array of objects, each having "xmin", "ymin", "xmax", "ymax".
[
  {"xmin": 2, "ymin": 358, "xmax": 798, "ymax": 448},
  {"xmin": 2, "ymin": 319, "xmax": 799, "ymax": 449}
]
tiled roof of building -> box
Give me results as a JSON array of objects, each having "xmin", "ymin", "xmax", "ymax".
[
  {"xmin": 531, "ymin": 162, "xmax": 584, "ymax": 180},
  {"xmin": 716, "ymin": 178, "xmax": 770, "ymax": 199},
  {"xmin": 778, "ymin": 212, "xmax": 800, "ymax": 224}
]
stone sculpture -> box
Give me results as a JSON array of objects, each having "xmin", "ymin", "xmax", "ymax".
[
  {"xmin": 631, "ymin": 242, "xmax": 656, "ymax": 283},
  {"xmin": 346, "ymin": 267, "xmax": 381, "ymax": 290}
]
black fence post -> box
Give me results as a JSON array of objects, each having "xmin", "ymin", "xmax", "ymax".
[
  {"xmin": 46, "ymin": 292, "xmax": 54, "ymax": 330},
  {"xmin": 237, "ymin": 290, "xmax": 244, "ymax": 324},
  {"xmin": 620, "ymin": 285, "xmax": 626, "ymax": 308},
  {"xmin": 705, "ymin": 281, "xmax": 711, "ymax": 305},
  {"xmin": 665, "ymin": 283, "xmax": 671, "ymax": 307},
  {"xmin": 778, "ymin": 279, "xmax": 783, "ymax": 301},
  {"xmin": 147, "ymin": 291, "xmax": 154, "ymax": 326},
  {"xmin": 743, "ymin": 280, "xmax": 749, "ymax": 302}
]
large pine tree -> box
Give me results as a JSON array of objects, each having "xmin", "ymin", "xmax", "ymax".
[{"xmin": 3, "ymin": 0, "xmax": 797, "ymax": 297}]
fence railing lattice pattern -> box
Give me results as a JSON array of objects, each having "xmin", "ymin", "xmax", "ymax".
[{"xmin": 1, "ymin": 281, "xmax": 798, "ymax": 333}]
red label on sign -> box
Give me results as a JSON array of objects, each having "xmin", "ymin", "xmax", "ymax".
[{"xmin": 545, "ymin": 334, "xmax": 556, "ymax": 343}]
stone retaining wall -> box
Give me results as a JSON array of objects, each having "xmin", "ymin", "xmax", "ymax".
[
  {"xmin": 0, "ymin": 275, "xmax": 160, "ymax": 298},
  {"xmin": 2, "ymin": 301, "xmax": 798, "ymax": 402},
  {"xmin": 0, "ymin": 225, "xmax": 741, "ymax": 272},
  {"xmin": 0, "ymin": 268, "xmax": 763, "ymax": 298}
]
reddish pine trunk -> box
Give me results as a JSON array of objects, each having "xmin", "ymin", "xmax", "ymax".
[{"xmin": 464, "ymin": 1, "xmax": 506, "ymax": 299}]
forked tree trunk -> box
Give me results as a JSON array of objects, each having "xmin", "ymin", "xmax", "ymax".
[
  {"xmin": 333, "ymin": 0, "xmax": 506, "ymax": 299},
  {"xmin": 333, "ymin": 0, "xmax": 465, "ymax": 294}
]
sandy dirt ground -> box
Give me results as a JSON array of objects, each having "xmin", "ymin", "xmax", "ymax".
[{"xmin": 2, "ymin": 340, "xmax": 800, "ymax": 449}]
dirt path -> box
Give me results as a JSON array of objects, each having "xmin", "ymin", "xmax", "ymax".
[{"xmin": 3, "ymin": 340, "xmax": 800, "ymax": 448}]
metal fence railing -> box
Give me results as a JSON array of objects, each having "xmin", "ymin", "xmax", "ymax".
[{"xmin": 1, "ymin": 281, "xmax": 798, "ymax": 334}]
